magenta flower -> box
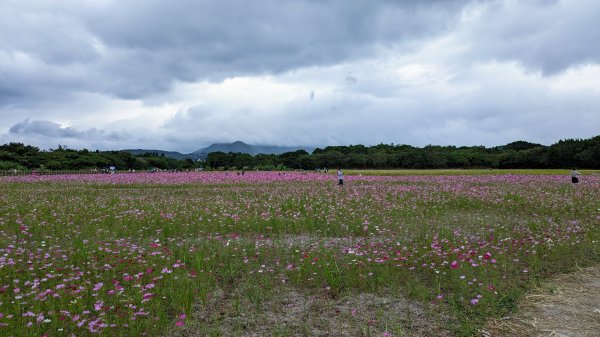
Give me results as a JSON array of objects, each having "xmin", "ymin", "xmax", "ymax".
[{"xmin": 142, "ymin": 292, "xmax": 154, "ymax": 303}]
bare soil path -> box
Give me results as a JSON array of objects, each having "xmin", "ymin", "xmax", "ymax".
[{"xmin": 486, "ymin": 266, "xmax": 600, "ymax": 337}]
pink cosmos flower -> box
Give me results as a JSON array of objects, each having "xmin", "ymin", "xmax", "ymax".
[
  {"xmin": 450, "ymin": 261, "xmax": 459, "ymax": 269},
  {"xmin": 93, "ymin": 282, "xmax": 104, "ymax": 291}
]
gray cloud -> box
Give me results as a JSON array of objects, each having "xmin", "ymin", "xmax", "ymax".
[
  {"xmin": 9, "ymin": 119, "xmax": 129, "ymax": 142},
  {"xmin": 448, "ymin": 0, "xmax": 600, "ymax": 74},
  {"xmin": 0, "ymin": 0, "xmax": 470, "ymax": 103},
  {"xmin": 10, "ymin": 120, "xmax": 81, "ymax": 138}
]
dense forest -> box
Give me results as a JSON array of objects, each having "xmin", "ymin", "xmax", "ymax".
[
  {"xmin": 205, "ymin": 136, "xmax": 600, "ymax": 170},
  {"xmin": 0, "ymin": 144, "xmax": 196, "ymax": 171},
  {"xmin": 1, "ymin": 135, "xmax": 599, "ymax": 171}
]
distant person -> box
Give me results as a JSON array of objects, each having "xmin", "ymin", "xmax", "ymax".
[
  {"xmin": 571, "ymin": 169, "xmax": 581, "ymax": 184},
  {"xmin": 337, "ymin": 168, "xmax": 344, "ymax": 186}
]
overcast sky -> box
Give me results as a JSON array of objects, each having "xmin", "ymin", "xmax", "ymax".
[{"xmin": 1, "ymin": 0, "xmax": 599, "ymax": 152}]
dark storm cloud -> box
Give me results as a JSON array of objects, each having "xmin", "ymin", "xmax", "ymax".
[
  {"xmin": 0, "ymin": 0, "xmax": 469, "ymax": 103},
  {"xmin": 4, "ymin": 0, "xmax": 597, "ymax": 104}
]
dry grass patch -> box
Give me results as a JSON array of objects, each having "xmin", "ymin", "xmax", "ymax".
[{"xmin": 485, "ymin": 265, "xmax": 600, "ymax": 337}]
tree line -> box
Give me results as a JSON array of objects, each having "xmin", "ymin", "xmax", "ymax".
[
  {"xmin": 1, "ymin": 135, "xmax": 599, "ymax": 172},
  {"xmin": 0, "ymin": 144, "xmax": 196, "ymax": 171},
  {"xmin": 207, "ymin": 136, "xmax": 600, "ymax": 170}
]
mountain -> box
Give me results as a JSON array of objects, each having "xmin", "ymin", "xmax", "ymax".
[
  {"xmin": 191, "ymin": 141, "xmax": 254, "ymax": 156},
  {"xmin": 124, "ymin": 141, "xmax": 315, "ymax": 160},
  {"xmin": 191, "ymin": 141, "xmax": 314, "ymax": 159}
]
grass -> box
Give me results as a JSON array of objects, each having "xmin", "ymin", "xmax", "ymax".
[
  {"xmin": 0, "ymin": 171, "xmax": 599, "ymax": 336},
  {"xmin": 344, "ymin": 169, "xmax": 600, "ymax": 176}
]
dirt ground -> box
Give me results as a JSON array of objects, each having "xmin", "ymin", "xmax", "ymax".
[
  {"xmin": 172, "ymin": 286, "xmax": 451, "ymax": 337},
  {"xmin": 485, "ymin": 266, "xmax": 600, "ymax": 337}
]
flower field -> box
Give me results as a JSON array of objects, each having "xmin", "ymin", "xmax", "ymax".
[{"xmin": 1, "ymin": 172, "xmax": 599, "ymax": 336}]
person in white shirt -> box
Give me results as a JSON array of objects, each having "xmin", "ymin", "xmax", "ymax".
[
  {"xmin": 337, "ymin": 168, "xmax": 344, "ymax": 186},
  {"xmin": 571, "ymin": 169, "xmax": 581, "ymax": 184}
]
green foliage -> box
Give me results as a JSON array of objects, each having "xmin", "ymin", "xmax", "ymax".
[
  {"xmin": 0, "ymin": 160, "xmax": 26, "ymax": 170},
  {"xmin": 0, "ymin": 143, "xmax": 198, "ymax": 171}
]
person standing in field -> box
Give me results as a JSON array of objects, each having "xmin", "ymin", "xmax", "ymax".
[
  {"xmin": 337, "ymin": 168, "xmax": 344, "ymax": 186},
  {"xmin": 571, "ymin": 169, "xmax": 581, "ymax": 184}
]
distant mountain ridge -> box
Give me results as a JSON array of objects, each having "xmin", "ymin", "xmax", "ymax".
[
  {"xmin": 124, "ymin": 141, "xmax": 315, "ymax": 160},
  {"xmin": 124, "ymin": 149, "xmax": 191, "ymax": 160},
  {"xmin": 191, "ymin": 141, "xmax": 313, "ymax": 158}
]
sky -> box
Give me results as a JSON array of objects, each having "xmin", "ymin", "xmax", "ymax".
[{"xmin": 1, "ymin": 0, "xmax": 599, "ymax": 153}]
